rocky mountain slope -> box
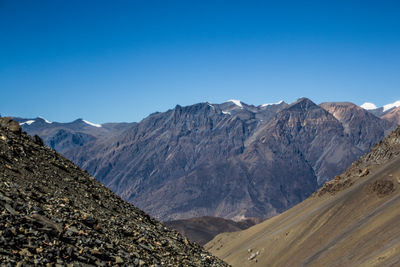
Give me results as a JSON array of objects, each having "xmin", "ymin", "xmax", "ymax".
[
  {"xmin": 0, "ymin": 117, "xmax": 227, "ymax": 266},
  {"xmin": 206, "ymin": 125, "xmax": 400, "ymax": 267},
  {"xmin": 17, "ymin": 98, "xmax": 396, "ymax": 221},
  {"xmin": 382, "ymin": 106, "xmax": 400, "ymax": 125},
  {"xmin": 165, "ymin": 217, "xmax": 264, "ymax": 246}
]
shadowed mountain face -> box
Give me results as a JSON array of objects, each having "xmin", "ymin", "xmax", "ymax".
[
  {"xmin": 17, "ymin": 98, "xmax": 396, "ymax": 221},
  {"xmin": 206, "ymin": 125, "xmax": 400, "ymax": 267},
  {"xmin": 0, "ymin": 117, "xmax": 227, "ymax": 266}
]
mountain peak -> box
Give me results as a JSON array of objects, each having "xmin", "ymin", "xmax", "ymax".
[
  {"xmin": 260, "ymin": 100, "xmax": 284, "ymax": 107},
  {"xmin": 73, "ymin": 118, "xmax": 102, "ymax": 127},
  {"xmin": 361, "ymin": 102, "xmax": 377, "ymax": 110},
  {"xmin": 227, "ymin": 99, "xmax": 243, "ymax": 108},
  {"xmin": 38, "ymin": 116, "xmax": 52, "ymax": 124},
  {"xmin": 82, "ymin": 119, "xmax": 102, "ymax": 128},
  {"xmin": 383, "ymin": 100, "xmax": 400, "ymax": 112},
  {"xmin": 287, "ymin": 97, "xmax": 317, "ymax": 111}
]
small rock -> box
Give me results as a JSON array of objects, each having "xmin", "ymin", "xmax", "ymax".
[
  {"xmin": 248, "ymin": 253, "xmax": 257, "ymax": 261},
  {"xmin": 28, "ymin": 214, "xmax": 63, "ymax": 235},
  {"xmin": 4, "ymin": 203, "xmax": 18, "ymax": 215},
  {"xmin": 359, "ymin": 168, "xmax": 370, "ymax": 177},
  {"xmin": 8, "ymin": 120, "xmax": 22, "ymax": 133},
  {"xmin": 115, "ymin": 256, "xmax": 124, "ymax": 263},
  {"xmin": 33, "ymin": 135, "xmax": 44, "ymax": 146}
]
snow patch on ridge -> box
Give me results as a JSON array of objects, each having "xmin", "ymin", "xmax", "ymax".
[
  {"xmin": 82, "ymin": 120, "xmax": 102, "ymax": 128},
  {"xmin": 39, "ymin": 116, "xmax": 52, "ymax": 124},
  {"xmin": 261, "ymin": 100, "xmax": 284, "ymax": 107},
  {"xmin": 383, "ymin": 100, "xmax": 400, "ymax": 112},
  {"xmin": 228, "ymin": 99, "xmax": 243, "ymax": 108},
  {"xmin": 19, "ymin": 120, "xmax": 35, "ymax": 126},
  {"xmin": 360, "ymin": 102, "xmax": 377, "ymax": 110},
  {"xmin": 222, "ymin": 111, "xmax": 231, "ymax": 115}
]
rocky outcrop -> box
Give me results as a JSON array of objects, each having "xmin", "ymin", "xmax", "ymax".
[{"xmin": 0, "ymin": 117, "xmax": 227, "ymax": 266}]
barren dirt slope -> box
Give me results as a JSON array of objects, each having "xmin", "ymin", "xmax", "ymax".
[{"xmin": 206, "ymin": 126, "xmax": 400, "ymax": 267}]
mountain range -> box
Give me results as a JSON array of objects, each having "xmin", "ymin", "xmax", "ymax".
[
  {"xmin": 206, "ymin": 124, "xmax": 400, "ymax": 266},
  {"xmin": 13, "ymin": 98, "xmax": 400, "ymax": 222}
]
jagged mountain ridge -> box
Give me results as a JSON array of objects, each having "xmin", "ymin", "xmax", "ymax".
[
  {"xmin": 206, "ymin": 125, "xmax": 400, "ymax": 267},
  {"xmin": 0, "ymin": 117, "xmax": 227, "ymax": 266},
  {"xmin": 17, "ymin": 98, "xmax": 396, "ymax": 221}
]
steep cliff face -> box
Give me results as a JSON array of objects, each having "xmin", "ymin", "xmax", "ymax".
[
  {"xmin": 17, "ymin": 99, "xmax": 396, "ymax": 221},
  {"xmin": 67, "ymin": 102, "xmax": 288, "ymax": 220},
  {"xmin": 320, "ymin": 102, "xmax": 393, "ymax": 150},
  {"xmin": 0, "ymin": 117, "xmax": 227, "ymax": 266}
]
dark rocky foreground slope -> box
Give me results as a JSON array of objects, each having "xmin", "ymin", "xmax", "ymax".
[
  {"xmin": 206, "ymin": 125, "xmax": 400, "ymax": 267},
  {"xmin": 0, "ymin": 117, "xmax": 228, "ymax": 266}
]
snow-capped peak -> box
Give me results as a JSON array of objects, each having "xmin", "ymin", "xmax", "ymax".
[
  {"xmin": 82, "ymin": 120, "xmax": 102, "ymax": 128},
  {"xmin": 261, "ymin": 100, "xmax": 284, "ymax": 107},
  {"xmin": 19, "ymin": 120, "xmax": 35, "ymax": 126},
  {"xmin": 228, "ymin": 99, "xmax": 243, "ymax": 108},
  {"xmin": 383, "ymin": 100, "xmax": 400, "ymax": 112},
  {"xmin": 360, "ymin": 102, "xmax": 377, "ymax": 110},
  {"xmin": 38, "ymin": 116, "xmax": 52, "ymax": 124}
]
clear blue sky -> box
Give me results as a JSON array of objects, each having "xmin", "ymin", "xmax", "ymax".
[{"xmin": 1, "ymin": 0, "xmax": 399, "ymax": 123}]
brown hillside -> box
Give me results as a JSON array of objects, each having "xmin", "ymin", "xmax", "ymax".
[{"xmin": 206, "ymin": 126, "xmax": 400, "ymax": 267}]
